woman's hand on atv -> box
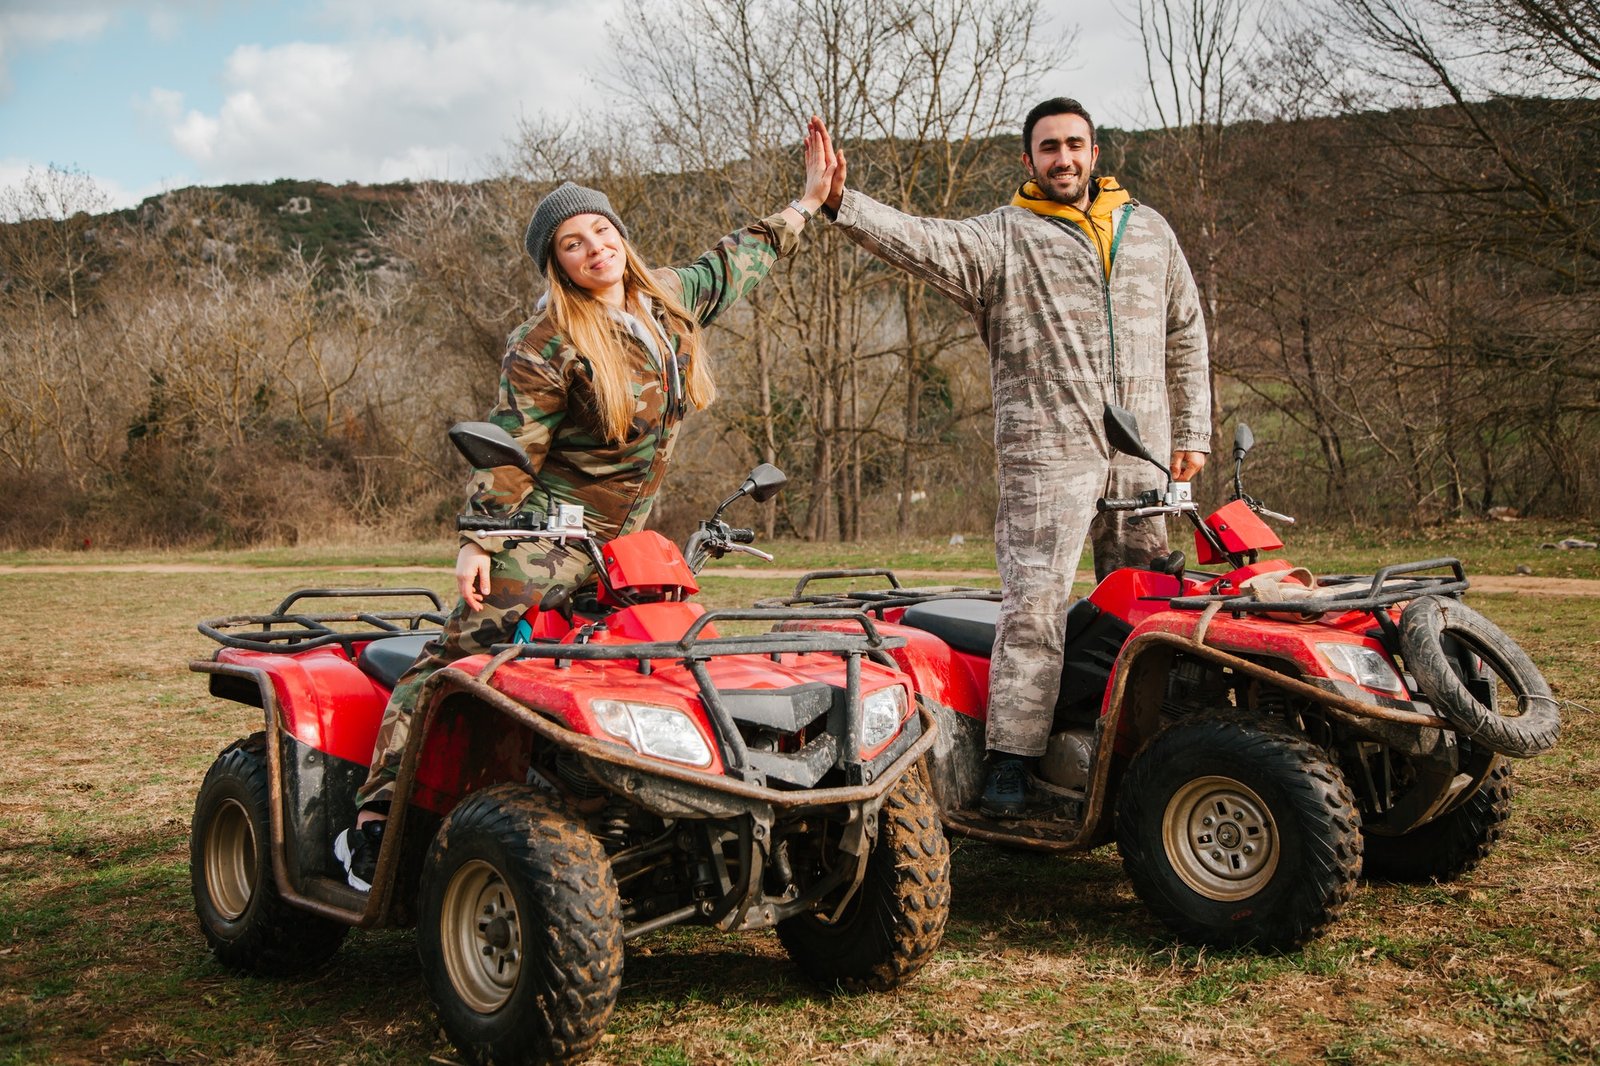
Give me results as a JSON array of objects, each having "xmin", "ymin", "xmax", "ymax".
[{"xmin": 456, "ymin": 543, "xmax": 492, "ymax": 612}]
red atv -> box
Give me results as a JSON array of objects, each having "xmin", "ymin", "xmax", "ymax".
[
  {"xmin": 188, "ymin": 423, "xmax": 949, "ymax": 1066},
  {"xmin": 763, "ymin": 404, "xmax": 1560, "ymax": 950}
]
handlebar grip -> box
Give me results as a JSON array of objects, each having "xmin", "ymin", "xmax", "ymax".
[
  {"xmin": 728, "ymin": 528, "xmax": 756, "ymax": 544},
  {"xmin": 1097, "ymin": 497, "xmax": 1144, "ymax": 513},
  {"xmin": 456, "ymin": 514, "xmax": 542, "ymax": 532}
]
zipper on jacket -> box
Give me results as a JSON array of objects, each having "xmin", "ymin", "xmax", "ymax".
[
  {"xmin": 1043, "ymin": 205, "xmax": 1136, "ymax": 396},
  {"xmin": 617, "ymin": 312, "xmax": 682, "ymax": 536},
  {"xmin": 1102, "ymin": 204, "xmax": 1135, "ymax": 393}
]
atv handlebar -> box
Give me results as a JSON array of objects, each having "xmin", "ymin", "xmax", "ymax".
[
  {"xmin": 456, "ymin": 514, "xmax": 547, "ymax": 533},
  {"xmin": 1096, "ymin": 487, "xmax": 1199, "ymax": 520},
  {"xmin": 684, "ymin": 521, "xmax": 773, "ymax": 572},
  {"xmin": 1097, "ymin": 492, "xmax": 1159, "ymax": 512},
  {"xmin": 1095, "ymin": 486, "xmax": 1198, "ymax": 519}
]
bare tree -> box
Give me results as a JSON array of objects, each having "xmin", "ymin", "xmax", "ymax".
[
  {"xmin": 0, "ymin": 166, "xmax": 116, "ymax": 488},
  {"xmin": 1328, "ymin": 0, "xmax": 1600, "ymax": 277},
  {"xmin": 1126, "ymin": 0, "xmax": 1261, "ymax": 458},
  {"xmin": 612, "ymin": 0, "xmax": 1053, "ymax": 540}
]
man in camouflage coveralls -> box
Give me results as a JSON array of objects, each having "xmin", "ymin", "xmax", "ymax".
[
  {"xmin": 819, "ymin": 99, "xmax": 1210, "ymax": 815},
  {"xmin": 346, "ymin": 198, "xmax": 808, "ymax": 846}
]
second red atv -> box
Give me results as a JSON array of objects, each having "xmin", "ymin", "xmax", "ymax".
[
  {"xmin": 763, "ymin": 404, "xmax": 1561, "ymax": 950},
  {"xmin": 188, "ymin": 424, "xmax": 949, "ymax": 1066}
]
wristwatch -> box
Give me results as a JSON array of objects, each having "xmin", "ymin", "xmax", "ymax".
[{"xmin": 787, "ymin": 199, "xmax": 814, "ymax": 223}]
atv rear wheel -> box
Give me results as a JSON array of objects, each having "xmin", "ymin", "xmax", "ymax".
[
  {"xmin": 190, "ymin": 734, "xmax": 349, "ymax": 974},
  {"xmin": 777, "ymin": 765, "xmax": 950, "ymax": 991},
  {"xmin": 1116, "ymin": 712, "xmax": 1362, "ymax": 950},
  {"xmin": 417, "ymin": 785, "xmax": 622, "ymax": 1066},
  {"xmin": 1363, "ymin": 759, "xmax": 1513, "ymax": 883}
]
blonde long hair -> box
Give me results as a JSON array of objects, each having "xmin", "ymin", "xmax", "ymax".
[{"xmin": 547, "ymin": 241, "xmax": 713, "ymax": 443}]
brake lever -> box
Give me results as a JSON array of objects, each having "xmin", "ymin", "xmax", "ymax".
[
  {"xmin": 725, "ymin": 543, "xmax": 774, "ymax": 562},
  {"xmin": 1127, "ymin": 502, "xmax": 1200, "ymax": 520},
  {"xmin": 1235, "ymin": 491, "xmax": 1293, "ymax": 525}
]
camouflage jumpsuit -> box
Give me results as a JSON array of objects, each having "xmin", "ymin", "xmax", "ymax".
[
  {"xmin": 355, "ymin": 212, "xmax": 800, "ymax": 807},
  {"xmin": 832, "ymin": 182, "xmax": 1209, "ymax": 757}
]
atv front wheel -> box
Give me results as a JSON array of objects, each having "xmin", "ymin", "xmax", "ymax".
[
  {"xmin": 1363, "ymin": 759, "xmax": 1513, "ymax": 883},
  {"xmin": 1116, "ymin": 712, "xmax": 1362, "ymax": 950},
  {"xmin": 190, "ymin": 734, "xmax": 349, "ymax": 973},
  {"xmin": 417, "ymin": 785, "xmax": 622, "ymax": 1066},
  {"xmin": 776, "ymin": 765, "xmax": 950, "ymax": 991}
]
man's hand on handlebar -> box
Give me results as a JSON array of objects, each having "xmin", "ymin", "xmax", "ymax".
[
  {"xmin": 456, "ymin": 542, "xmax": 492, "ymax": 611},
  {"xmin": 1171, "ymin": 450, "xmax": 1207, "ymax": 482}
]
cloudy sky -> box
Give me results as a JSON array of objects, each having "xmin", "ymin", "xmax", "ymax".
[{"xmin": 0, "ymin": 0, "xmax": 1161, "ymax": 213}]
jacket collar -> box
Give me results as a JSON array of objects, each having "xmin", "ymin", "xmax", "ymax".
[{"xmin": 1010, "ymin": 175, "xmax": 1131, "ymax": 222}]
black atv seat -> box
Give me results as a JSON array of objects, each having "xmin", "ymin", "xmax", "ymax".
[
  {"xmin": 899, "ymin": 599, "xmax": 1001, "ymax": 656},
  {"xmin": 356, "ymin": 633, "xmax": 434, "ymax": 689},
  {"xmin": 899, "ymin": 597, "xmax": 1101, "ymax": 657}
]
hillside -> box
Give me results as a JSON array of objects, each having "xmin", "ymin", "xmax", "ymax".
[{"xmin": 120, "ymin": 177, "xmax": 422, "ymax": 266}]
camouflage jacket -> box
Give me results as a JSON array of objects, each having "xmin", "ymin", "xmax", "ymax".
[
  {"xmin": 463, "ymin": 212, "xmax": 799, "ymax": 545},
  {"xmin": 832, "ymin": 186, "xmax": 1210, "ymax": 460}
]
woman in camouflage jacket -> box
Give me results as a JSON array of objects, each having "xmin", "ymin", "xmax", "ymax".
[{"xmin": 335, "ymin": 119, "xmax": 839, "ymax": 890}]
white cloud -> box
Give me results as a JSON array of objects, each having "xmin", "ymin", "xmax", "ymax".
[
  {"xmin": 148, "ymin": 0, "xmax": 626, "ymax": 185},
  {"xmin": 0, "ymin": 4, "xmax": 113, "ymax": 93}
]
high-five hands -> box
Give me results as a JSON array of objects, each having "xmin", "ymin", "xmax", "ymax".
[
  {"xmin": 795, "ymin": 116, "xmax": 840, "ymax": 217},
  {"xmin": 810, "ymin": 116, "xmax": 847, "ymax": 214}
]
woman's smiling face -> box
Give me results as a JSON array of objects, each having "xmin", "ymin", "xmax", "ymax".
[{"xmin": 552, "ymin": 212, "xmax": 626, "ymax": 301}]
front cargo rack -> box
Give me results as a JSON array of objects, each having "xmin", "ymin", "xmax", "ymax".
[
  {"xmin": 1166, "ymin": 558, "xmax": 1470, "ymax": 616},
  {"xmin": 198, "ymin": 587, "xmax": 448, "ymax": 653},
  {"xmin": 473, "ymin": 607, "xmax": 915, "ymax": 788}
]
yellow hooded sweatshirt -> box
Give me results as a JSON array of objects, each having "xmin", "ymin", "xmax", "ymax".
[{"xmin": 1010, "ymin": 176, "xmax": 1132, "ymax": 278}]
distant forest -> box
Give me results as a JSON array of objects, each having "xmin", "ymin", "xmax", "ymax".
[{"xmin": 1, "ymin": 0, "xmax": 1595, "ymax": 548}]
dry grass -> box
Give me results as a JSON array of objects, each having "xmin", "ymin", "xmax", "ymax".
[{"xmin": 1, "ymin": 561, "xmax": 1596, "ymax": 1064}]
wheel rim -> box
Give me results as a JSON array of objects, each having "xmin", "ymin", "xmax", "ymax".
[
  {"xmin": 204, "ymin": 797, "xmax": 256, "ymax": 920},
  {"xmin": 439, "ymin": 859, "xmax": 522, "ymax": 1014},
  {"xmin": 1163, "ymin": 775, "xmax": 1279, "ymax": 901}
]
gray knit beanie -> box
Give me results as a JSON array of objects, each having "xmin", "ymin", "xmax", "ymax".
[{"xmin": 524, "ymin": 182, "xmax": 629, "ymax": 275}]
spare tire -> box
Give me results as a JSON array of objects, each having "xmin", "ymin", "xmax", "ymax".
[{"xmin": 1399, "ymin": 596, "xmax": 1559, "ymax": 757}]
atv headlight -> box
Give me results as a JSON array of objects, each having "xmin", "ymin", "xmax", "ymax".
[
  {"xmin": 1317, "ymin": 642, "xmax": 1405, "ymax": 696},
  {"xmin": 861, "ymin": 685, "xmax": 909, "ymax": 751},
  {"xmin": 591, "ymin": 699, "xmax": 713, "ymax": 767}
]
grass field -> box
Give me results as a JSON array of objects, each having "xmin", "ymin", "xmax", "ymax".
[
  {"xmin": 1, "ymin": 533, "xmax": 1596, "ymax": 1064},
  {"xmin": 2, "ymin": 515, "xmax": 1597, "ymax": 580}
]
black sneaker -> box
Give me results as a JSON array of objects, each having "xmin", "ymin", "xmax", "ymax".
[
  {"xmin": 334, "ymin": 819, "xmax": 384, "ymax": 892},
  {"xmin": 980, "ymin": 756, "xmax": 1029, "ymax": 818}
]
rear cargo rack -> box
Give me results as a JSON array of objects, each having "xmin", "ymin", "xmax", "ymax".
[
  {"xmin": 198, "ymin": 587, "xmax": 448, "ymax": 653},
  {"xmin": 755, "ymin": 568, "xmax": 1001, "ymax": 617}
]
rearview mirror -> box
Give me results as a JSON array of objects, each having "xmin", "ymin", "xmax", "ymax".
[
  {"xmin": 449, "ymin": 421, "xmax": 535, "ymax": 476},
  {"xmin": 1102, "ymin": 404, "xmax": 1166, "ymax": 472},
  {"xmin": 742, "ymin": 463, "xmax": 787, "ymax": 503},
  {"xmin": 1233, "ymin": 423, "xmax": 1254, "ymax": 461}
]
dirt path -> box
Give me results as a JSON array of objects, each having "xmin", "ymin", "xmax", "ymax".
[{"xmin": 1, "ymin": 561, "xmax": 1597, "ymax": 595}]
